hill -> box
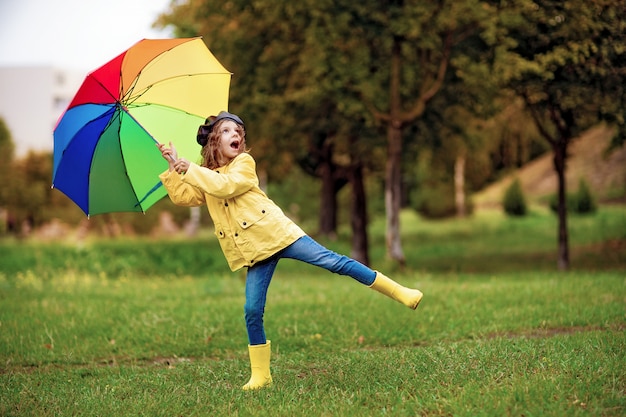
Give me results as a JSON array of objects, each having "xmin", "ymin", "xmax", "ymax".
[{"xmin": 473, "ymin": 125, "xmax": 626, "ymax": 207}]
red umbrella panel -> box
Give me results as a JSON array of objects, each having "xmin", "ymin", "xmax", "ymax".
[{"xmin": 52, "ymin": 37, "xmax": 231, "ymax": 216}]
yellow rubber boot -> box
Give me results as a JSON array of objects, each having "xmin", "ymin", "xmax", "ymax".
[
  {"xmin": 369, "ymin": 272, "xmax": 423, "ymax": 309},
  {"xmin": 242, "ymin": 341, "xmax": 273, "ymax": 391}
]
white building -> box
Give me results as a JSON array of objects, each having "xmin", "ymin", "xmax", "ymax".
[{"xmin": 0, "ymin": 66, "xmax": 84, "ymax": 157}]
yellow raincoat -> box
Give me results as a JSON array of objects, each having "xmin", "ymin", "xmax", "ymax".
[{"xmin": 159, "ymin": 153, "xmax": 306, "ymax": 271}]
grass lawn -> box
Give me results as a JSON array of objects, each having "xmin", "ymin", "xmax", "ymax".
[{"xmin": 1, "ymin": 206, "xmax": 625, "ymax": 416}]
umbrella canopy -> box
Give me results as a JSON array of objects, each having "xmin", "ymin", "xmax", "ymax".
[{"xmin": 52, "ymin": 37, "xmax": 231, "ymax": 216}]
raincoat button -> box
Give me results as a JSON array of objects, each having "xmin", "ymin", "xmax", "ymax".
[
  {"xmin": 243, "ymin": 221, "xmax": 247, "ymax": 226},
  {"xmin": 261, "ymin": 210, "xmax": 266, "ymax": 214},
  {"xmin": 235, "ymin": 233, "xmax": 239, "ymax": 237},
  {"xmin": 225, "ymin": 202, "xmax": 228, "ymax": 207}
]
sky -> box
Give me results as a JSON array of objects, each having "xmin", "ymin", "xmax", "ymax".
[{"xmin": 0, "ymin": 0, "xmax": 174, "ymax": 71}]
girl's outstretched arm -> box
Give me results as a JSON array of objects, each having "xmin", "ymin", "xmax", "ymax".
[{"xmin": 157, "ymin": 142, "xmax": 205, "ymax": 206}]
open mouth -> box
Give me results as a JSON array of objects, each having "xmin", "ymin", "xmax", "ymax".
[{"xmin": 230, "ymin": 140, "xmax": 240, "ymax": 150}]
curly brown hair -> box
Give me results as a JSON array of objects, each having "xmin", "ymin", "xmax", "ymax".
[{"xmin": 200, "ymin": 119, "xmax": 248, "ymax": 169}]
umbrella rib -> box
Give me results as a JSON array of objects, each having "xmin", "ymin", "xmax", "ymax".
[
  {"xmin": 123, "ymin": 72, "xmax": 228, "ymax": 104},
  {"xmin": 124, "ymin": 101, "xmax": 201, "ymax": 120},
  {"xmin": 135, "ymin": 182, "xmax": 164, "ymax": 209},
  {"xmin": 87, "ymin": 72, "xmax": 121, "ymax": 105},
  {"xmin": 115, "ymin": 109, "xmax": 171, "ymax": 212},
  {"xmin": 124, "ymin": 75, "xmax": 141, "ymax": 105}
]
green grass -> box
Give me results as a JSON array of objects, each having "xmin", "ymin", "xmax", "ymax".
[{"xmin": 1, "ymin": 206, "xmax": 625, "ymax": 416}]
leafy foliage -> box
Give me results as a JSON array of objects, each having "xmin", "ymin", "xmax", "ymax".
[{"xmin": 498, "ymin": 0, "xmax": 625, "ymax": 143}]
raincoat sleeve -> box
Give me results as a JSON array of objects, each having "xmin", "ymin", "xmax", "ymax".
[
  {"xmin": 180, "ymin": 153, "xmax": 258, "ymax": 199},
  {"xmin": 158, "ymin": 170, "xmax": 206, "ymax": 207}
]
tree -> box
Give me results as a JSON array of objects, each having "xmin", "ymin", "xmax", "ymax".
[
  {"xmin": 297, "ymin": 131, "xmax": 348, "ymax": 239},
  {"xmin": 498, "ymin": 0, "xmax": 626, "ymax": 270},
  {"xmin": 336, "ymin": 1, "xmax": 498, "ymax": 265},
  {"xmin": 0, "ymin": 117, "xmax": 15, "ymax": 234},
  {"xmin": 4, "ymin": 151, "xmax": 55, "ymax": 234},
  {"xmin": 0, "ymin": 117, "xmax": 15, "ymax": 207}
]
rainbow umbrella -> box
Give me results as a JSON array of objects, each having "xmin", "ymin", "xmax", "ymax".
[{"xmin": 52, "ymin": 37, "xmax": 231, "ymax": 216}]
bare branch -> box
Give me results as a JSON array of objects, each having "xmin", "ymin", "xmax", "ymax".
[{"xmin": 521, "ymin": 91, "xmax": 556, "ymax": 146}]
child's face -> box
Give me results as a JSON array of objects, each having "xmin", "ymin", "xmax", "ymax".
[{"xmin": 216, "ymin": 120, "xmax": 245, "ymax": 162}]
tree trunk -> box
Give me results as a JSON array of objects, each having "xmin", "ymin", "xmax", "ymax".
[
  {"xmin": 296, "ymin": 136, "xmax": 347, "ymax": 239},
  {"xmin": 318, "ymin": 160, "xmax": 338, "ymax": 239},
  {"xmin": 454, "ymin": 154, "xmax": 466, "ymax": 218},
  {"xmin": 523, "ymin": 98, "xmax": 575, "ymax": 271},
  {"xmin": 185, "ymin": 206, "xmax": 201, "ymax": 236},
  {"xmin": 385, "ymin": 126, "xmax": 405, "ymax": 265},
  {"xmin": 553, "ymin": 140, "xmax": 570, "ymax": 271},
  {"xmin": 349, "ymin": 160, "xmax": 370, "ymax": 266},
  {"xmin": 258, "ymin": 168, "xmax": 268, "ymax": 193},
  {"xmin": 384, "ymin": 36, "xmax": 406, "ymax": 265}
]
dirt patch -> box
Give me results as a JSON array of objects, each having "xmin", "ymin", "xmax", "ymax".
[{"xmin": 483, "ymin": 324, "xmax": 625, "ymax": 341}]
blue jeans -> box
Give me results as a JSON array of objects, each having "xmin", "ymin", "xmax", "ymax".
[{"xmin": 244, "ymin": 235, "xmax": 377, "ymax": 345}]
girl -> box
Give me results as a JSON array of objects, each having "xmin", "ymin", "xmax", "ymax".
[{"xmin": 157, "ymin": 111, "xmax": 423, "ymax": 391}]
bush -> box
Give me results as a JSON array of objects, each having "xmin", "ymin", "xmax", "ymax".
[
  {"xmin": 575, "ymin": 178, "xmax": 597, "ymax": 214},
  {"xmin": 502, "ymin": 178, "xmax": 528, "ymax": 216},
  {"xmin": 503, "ymin": 178, "xmax": 527, "ymax": 216},
  {"xmin": 413, "ymin": 183, "xmax": 458, "ymax": 219}
]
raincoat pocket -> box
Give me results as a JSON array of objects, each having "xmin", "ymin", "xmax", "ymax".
[
  {"xmin": 234, "ymin": 208, "xmax": 278, "ymax": 260},
  {"xmin": 238, "ymin": 208, "xmax": 269, "ymax": 230}
]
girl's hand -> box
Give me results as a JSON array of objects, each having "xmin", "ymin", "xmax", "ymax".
[
  {"xmin": 157, "ymin": 142, "xmax": 178, "ymax": 171},
  {"xmin": 173, "ymin": 158, "xmax": 190, "ymax": 175}
]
